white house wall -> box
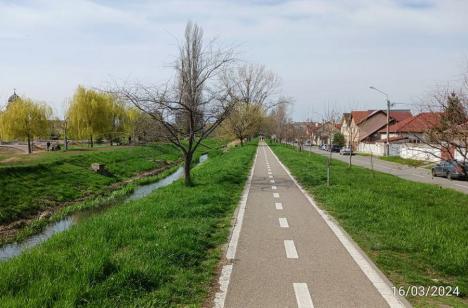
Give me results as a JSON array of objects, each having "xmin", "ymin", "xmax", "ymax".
[{"xmin": 400, "ymin": 145, "xmax": 440, "ymax": 162}]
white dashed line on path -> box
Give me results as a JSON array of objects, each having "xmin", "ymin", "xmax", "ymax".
[
  {"xmin": 293, "ymin": 283, "xmax": 314, "ymax": 308},
  {"xmin": 275, "ymin": 202, "xmax": 283, "ymax": 210},
  {"xmin": 279, "ymin": 218, "xmax": 289, "ymax": 228},
  {"xmin": 273, "ymin": 193, "xmax": 280, "ymax": 198},
  {"xmin": 270, "ymin": 179, "xmax": 275, "ymax": 183},
  {"xmin": 272, "ymin": 185, "xmax": 277, "ymax": 190},
  {"xmin": 284, "ymin": 240, "xmax": 298, "ymax": 259}
]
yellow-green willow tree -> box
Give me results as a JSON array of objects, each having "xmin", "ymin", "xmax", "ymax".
[
  {"xmin": 106, "ymin": 98, "xmax": 129, "ymax": 145},
  {"xmin": 67, "ymin": 87, "xmax": 113, "ymax": 147},
  {"xmin": 1, "ymin": 97, "xmax": 52, "ymax": 153}
]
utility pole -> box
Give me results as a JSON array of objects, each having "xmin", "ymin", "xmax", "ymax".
[
  {"xmin": 370, "ymin": 86, "xmax": 392, "ymax": 156},
  {"xmin": 386, "ymin": 98, "xmax": 391, "ymax": 156}
]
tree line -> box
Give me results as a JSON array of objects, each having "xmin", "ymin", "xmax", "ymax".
[
  {"xmin": 0, "ymin": 87, "xmax": 147, "ymax": 153},
  {"xmin": 0, "ymin": 22, "xmax": 292, "ymax": 186}
]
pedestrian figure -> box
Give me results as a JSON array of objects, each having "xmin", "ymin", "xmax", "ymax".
[{"xmin": 46, "ymin": 141, "xmax": 51, "ymax": 151}]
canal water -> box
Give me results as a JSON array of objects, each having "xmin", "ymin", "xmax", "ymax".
[{"xmin": 0, "ymin": 154, "xmax": 208, "ymax": 261}]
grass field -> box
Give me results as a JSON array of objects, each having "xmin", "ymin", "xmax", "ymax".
[
  {"xmin": 379, "ymin": 155, "xmax": 431, "ymax": 167},
  {"xmin": 0, "ymin": 142, "xmax": 256, "ymax": 307},
  {"xmin": 270, "ymin": 143, "xmax": 468, "ymax": 307}
]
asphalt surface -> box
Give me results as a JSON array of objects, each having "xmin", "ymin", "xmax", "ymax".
[
  {"xmin": 302, "ymin": 145, "xmax": 468, "ymax": 194},
  {"xmin": 223, "ymin": 143, "xmax": 408, "ymax": 308}
]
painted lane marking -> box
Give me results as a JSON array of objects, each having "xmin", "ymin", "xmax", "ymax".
[
  {"xmin": 293, "ymin": 283, "xmax": 314, "ymax": 308},
  {"xmin": 275, "ymin": 202, "xmax": 283, "ymax": 210},
  {"xmin": 269, "ymin": 175, "xmax": 273, "ymax": 178},
  {"xmin": 284, "ymin": 240, "xmax": 298, "ymax": 259},
  {"xmin": 267, "ymin": 145, "xmax": 407, "ymax": 308},
  {"xmin": 272, "ymin": 185, "xmax": 277, "ymax": 190},
  {"xmin": 273, "ymin": 193, "xmax": 280, "ymax": 198},
  {"xmin": 268, "ymin": 171, "xmax": 272, "ymax": 175},
  {"xmin": 270, "ymin": 179, "xmax": 275, "ymax": 183},
  {"xmin": 279, "ymin": 217, "xmax": 289, "ymax": 228}
]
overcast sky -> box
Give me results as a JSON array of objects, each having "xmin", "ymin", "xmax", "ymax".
[{"xmin": 1, "ymin": 0, "xmax": 468, "ymax": 120}]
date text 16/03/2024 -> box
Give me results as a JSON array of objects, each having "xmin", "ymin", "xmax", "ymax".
[{"xmin": 393, "ymin": 286, "xmax": 460, "ymax": 297}]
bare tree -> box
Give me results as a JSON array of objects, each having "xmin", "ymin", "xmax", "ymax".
[
  {"xmin": 116, "ymin": 22, "xmax": 236, "ymax": 186},
  {"xmin": 221, "ymin": 64, "xmax": 280, "ymax": 145},
  {"xmin": 292, "ymin": 123, "xmax": 308, "ymax": 151},
  {"xmin": 422, "ymin": 88, "xmax": 468, "ymax": 176},
  {"xmin": 341, "ymin": 113, "xmax": 359, "ymax": 167},
  {"xmin": 269, "ymin": 97, "xmax": 292, "ymax": 143},
  {"xmin": 321, "ymin": 109, "xmax": 340, "ymax": 186}
]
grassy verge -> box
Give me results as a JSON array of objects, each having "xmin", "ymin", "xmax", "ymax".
[
  {"xmin": 269, "ymin": 143, "xmax": 468, "ymax": 307},
  {"xmin": 380, "ymin": 155, "xmax": 431, "ymax": 168},
  {"xmin": 0, "ymin": 142, "xmax": 257, "ymax": 306}
]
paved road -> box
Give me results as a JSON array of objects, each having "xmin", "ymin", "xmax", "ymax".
[
  {"xmin": 302, "ymin": 145, "xmax": 468, "ymax": 195},
  {"xmin": 0, "ymin": 144, "xmax": 28, "ymax": 153},
  {"xmin": 217, "ymin": 143, "xmax": 409, "ymax": 308}
]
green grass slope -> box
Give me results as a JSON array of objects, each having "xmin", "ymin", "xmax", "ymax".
[
  {"xmin": 0, "ymin": 142, "xmax": 256, "ymax": 307},
  {"xmin": 0, "ymin": 144, "xmax": 182, "ymax": 225}
]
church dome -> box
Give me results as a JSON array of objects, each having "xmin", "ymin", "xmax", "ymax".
[{"xmin": 7, "ymin": 90, "xmax": 19, "ymax": 103}]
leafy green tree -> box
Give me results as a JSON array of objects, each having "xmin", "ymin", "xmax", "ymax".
[
  {"xmin": 1, "ymin": 97, "xmax": 52, "ymax": 153},
  {"xmin": 332, "ymin": 132, "xmax": 345, "ymax": 147}
]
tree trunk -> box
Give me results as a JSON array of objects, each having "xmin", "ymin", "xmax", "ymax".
[
  {"xmin": 27, "ymin": 135, "xmax": 32, "ymax": 154},
  {"xmin": 90, "ymin": 135, "xmax": 94, "ymax": 148},
  {"xmin": 327, "ymin": 143, "xmax": 332, "ymax": 186},
  {"xmin": 184, "ymin": 152, "xmax": 193, "ymax": 186},
  {"xmin": 240, "ymin": 137, "xmax": 244, "ymax": 146},
  {"xmin": 64, "ymin": 128, "xmax": 68, "ymax": 151}
]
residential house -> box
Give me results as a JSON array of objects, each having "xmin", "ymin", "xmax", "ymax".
[
  {"xmin": 377, "ymin": 112, "xmax": 441, "ymax": 143},
  {"xmin": 314, "ymin": 121, "xmax": 341, "ymax": 145},
  {"xmin": 341, "ymin": 109, "xmax": 412, "ymax": 149}
]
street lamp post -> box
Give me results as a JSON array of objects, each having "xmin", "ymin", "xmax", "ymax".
[{"xmin": 369, "ymin": 86, "xmax": 392, "ymax": 156}]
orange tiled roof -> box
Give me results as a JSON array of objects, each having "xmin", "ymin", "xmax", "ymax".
[{"xmin": 380, "ymin": 112, "xmax": 441, "ymax": 133}]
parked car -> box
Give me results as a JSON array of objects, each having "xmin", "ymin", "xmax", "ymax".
[
  {"xmin": 319, "ymin": 144, "xmax": 327, "ymax": 151},
  {"xmin": 339, "ymin": 146, "xmax": 353, "ymax": 155},
  {"xmin": 330, "ymin": 145, "xmax": 341, "ymax": 152},
  {"xmin": 431, "ymin": 160, "xmax": 468, "ymax": 180}
]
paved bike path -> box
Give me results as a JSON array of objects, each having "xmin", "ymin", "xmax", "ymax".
[{"xmin": 220, "ymin": 143, "xmax": 409, "ymax": 308}]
